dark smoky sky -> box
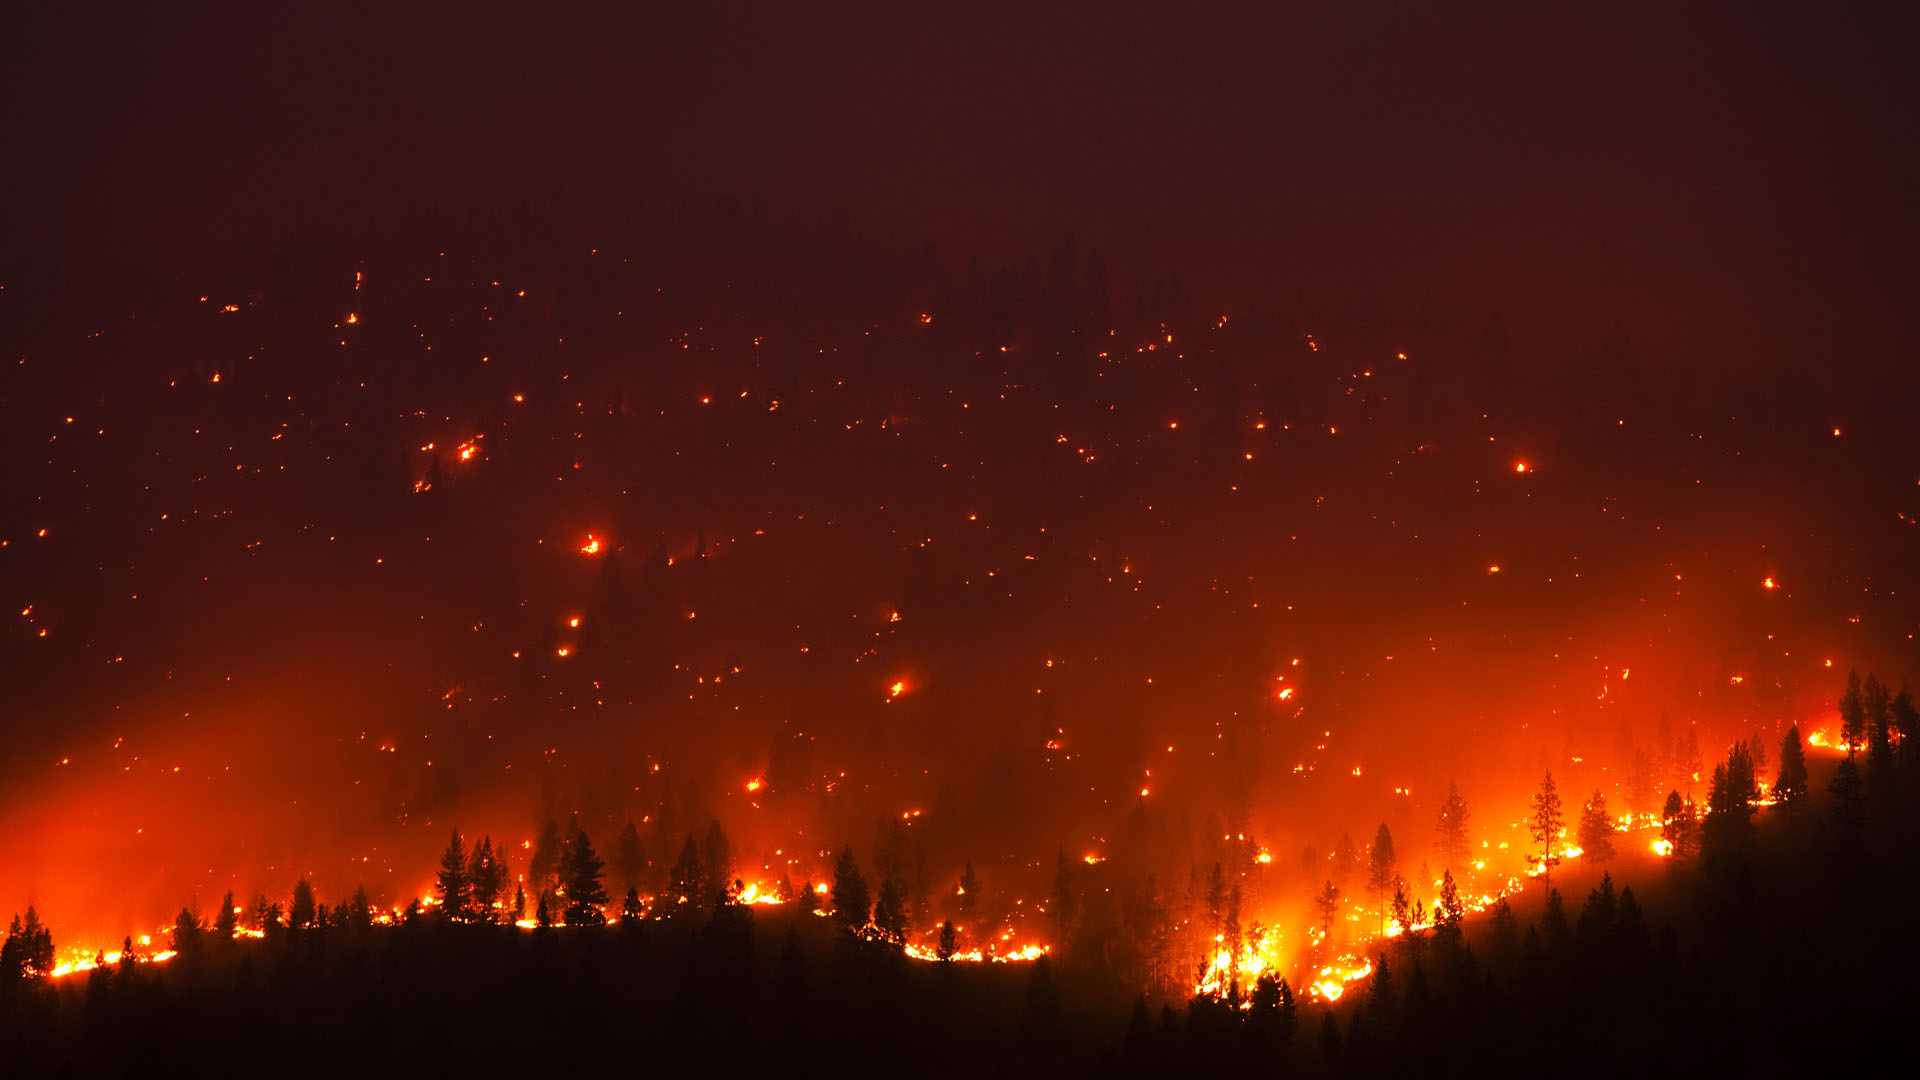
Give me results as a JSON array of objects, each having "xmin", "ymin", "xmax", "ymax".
[{"xmin": 7, "ymin": 0, "xmax": 1917, "ymax": 376}]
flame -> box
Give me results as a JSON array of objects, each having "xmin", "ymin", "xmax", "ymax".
[{"xmin": 579, "ymin": 535, "xmax": 601, "ymax": 555}]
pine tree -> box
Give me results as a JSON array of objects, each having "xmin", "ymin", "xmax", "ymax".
[
  {"xmin": 1704, "ymin": 743, "xmax": 1759, "ymax": 865},
  {"xmin": 937, "ymin": 919, "xmax": 958, "ymax": 960},
  {"xmin": 1775, "ymin": 725, "xmax": 1809, "ymax": 807},
  {"xmin": 1528, "ymin": 771, "xmax": 1564, "ymax": 889},
  {"xmin": 529, "ymin": 818, "xmax": 565, "ymax": 894},
  {"xmin": 172, "ymin": 907, "xmax": 205, "ymax": 960},
  {"xmin": 1332, "ymin": 832, "xmax": 1358, "ymax": 886},
  {"xmin": 1626, "ymin": 746, "xmax": 1659, "ymax": 822},
  {"xmin": 614, "ymin": 820, "xmax": 644, "ymax": 892},
  {"xmin": 1367, "ymin": 824, "xmax": 1397, "ymax": 932},
  {"xmin": 700, "ymin": 820, "xmax": 735, "ymax": 908},
  {"xmin": 872, "ymin": 876, "xmax": 907, "ymax": 947},
  {"xmin": 1433, "ymin": 782, "xmax": 1472, "ymax": 872},
  {"xmin": 563, "ymin": 828, "xmax": 609, "ymax": 925},
  {"xmin": 342, "ymin": 886, "xmax": 373, "ymax": 930},
  {"xmin": 1893, "ymin": 684, "xmax": 1920, "ymax": 770},
  {"xmin": 668, "ymin": 833, "xmax": 703, "ymax": 909},
  {"xmin": 468, "ymin": 836, "xmax": 508, "ymax": 922},
  {"xmin": 830, "ymin": 847, "xmax": 869, "ymax": 935},
  {"xmin": 1840, "ymin": 669, "xmax": 1866, "ymax": 753},
  {"xmin": 1577, "ymin": 790, "xmax": 1617, "ymax": 864},
  {"xmin": 213, "ymin": 891, "xmax": 239, "ymax": 945},
  {"xmin": 1314, "ymin": 881, "xmax": 1341, "ymax": 962},
  {"xmin": 436, "ymin": 829, "xmax": 472, "ymax": 922},
  {"xmin": 620, "ymin": 887, "xmax": 643, "ymax": 922},
  {"xmin": 289, "ymin": 877, "xmax": 317, "ymax": 931},
  {"xmin": 1661, "ymin": 790, "xmax": 1700, "ymax": 862},
  {"xmin": 1865, "ymin": 674, "xmax": 1896, "ymax": 783},
  {"xmin": 3, "ymin": 907, "xmax": 55, "ymax": 981},
  {"xmin": 1434, "ymin": 871, "xmax": 1464, "ymax": 948}
]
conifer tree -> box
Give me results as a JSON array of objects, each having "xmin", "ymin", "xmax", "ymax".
[
  {"xmin": 468, "ymin": 836, "xmax": 508, "ymax": 922},
  {"xmin": 873, "ymin": 876, "xmax": 907, "ymax": 947},
  {"xmin": 172, "ymin": 907, "xmax": 205, "ymax": 960},
  {"xmin": 289, "ymin": 878, "xmax": 317, "ymax": 931},
  {"xmin": 621, "ymin": 887, "xmax": 643, "ymax": 922},
  {"xmin": 614, "ymin": 820, "xmax": 644, "ymax": 892},
  {"xmin": 1433, "ymin": 781, "xmax": 1472, "ymax": 872},
  {"xmin": 1366, "ymin": 824, "xmax": 1397, "ymax": 932},
  {"xmin": 436, "ymin": 829, "xmax": 472, "ymax": 922},
  {"xmin": 213, "ymin": 891, "xmax": 239, "ymax": 944},
  {"xmin": 1529, "ymin": 771, "xmax": 1564, "ymax": 889},
  {"xmin": 1577, "ymin": 790, "xmax": 1617, "ymax": 864},
  {"xmin": 1840, "ymin": 669, "xmax": 1866, "ymax": 753},
  {"xmin": 668, "ymin": 833, "xmax": 703, "ymax": 909},
  {"xmin": 957, "ymin": 862, "xmax": 980, "ymax": 920},
  {"xmin": 700, "ymin": 820, "xmax": 735, "ymax": 908},
  {"xmin": 563, "ymin": 828, "xmax": 609, "ymax": 925},
  {"xmin": 937, "ymin": 919, "xmax": 959, "ymax": 960},
  {"xmin": 1775, "ymin": 725, "xmax": 1809, "ymax": 807},
  {"xmin": 830, "ymin": 846, "xmax": 869, "ymax": 935}
]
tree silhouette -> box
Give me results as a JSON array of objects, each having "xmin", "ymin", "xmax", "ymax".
[
  {"xmin": 1840, "ymin": 669, "xmax": 1865, "ymax": 752},
  {"xmin": 563, "ymin": 828, "xmax": 609, "ymax": 925},
  {"xmin": 213, "ymin": 890, "xmax": 238, "ymax": 945},
  {"xmin": 3, "ymin": 907, "xmax": 54, "ymax": 981},
  {"xmin": 1704, "ymin": 742, "xmax": 1759, "ymax": 864},
  {"xmin": 1661, "ymin": 790, "xmax": 1700, "ymax": 862},
  {"xmin": 289, "ymin": 878, "xmax": 317, "ymax": 931},
  {"xmin": 1577, "ymin": 789, "xmax": 1617, "ymax": 864},
  {"xmin": 872, "ymin": 876, "xmax": 907, "ymax": 947},
  {"xmin": 1894, "ymin": 684, "xmax": 1920, "ymax": 771},
  {"xmin": 1433, "ymin": 781, "xmax": 1472, "ymax": 872},
  {"xmin": 957, "ymin": 862, "xmax": 980, "ymax": 922},
  {"xmin": 937, "ymin": 919, "xmax": 958, "ymax": 960},
  {"xmin": 436, "ymin": 829, "xmax": 473, "ymax": 922},
  {"xmin": 668, "ymin": 833, "xmax": 703, "ymax": 910},
  {"xmin": 1865, "ymin": 674, "xmax": 1896, "ymax": 784},
  {"xmin": 614, "ymin": 820, "xmax": 644, "ymax": 893},
  {"xmin": 699, "ymin": 820, "xmax": 734, "ymax": 908},
  {"xmin": 1366, "ymin": 824, "xmax": 1397, "ymax": 932},
  {"xmin": 468, "ymin": 836, "xmax": 508, "ymax": 922},
  {"xmin": 1775, "ymin": 725, "xmax": 1809, "ymax": 807},
  {"xmin": 1433, "ymin": 871, "xmax": 1464, "ymax": 952},
  {"xmin": 171, "ymin": 907, "xmax": 205, "ymax": 961},
  {"xmin": 1528, "ymin": 771, "xmax": 1564, "ymax": 890},
  {"xmin": 1314, "ymin": 880, "xmax": 1341, "ymax": 963},
  {"xmin": 830, "ymin": 846, "xmax": 869, "ymax": 935}
]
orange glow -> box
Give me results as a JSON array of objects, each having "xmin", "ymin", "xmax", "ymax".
[{"xmin": 579, "ymin": 535, "xmax": 601, "ymax": 555}]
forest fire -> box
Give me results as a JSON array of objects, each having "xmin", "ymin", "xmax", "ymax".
[{"xmin": 5, "ymin": 5, "xmax": 1918, "ymax": 1073}]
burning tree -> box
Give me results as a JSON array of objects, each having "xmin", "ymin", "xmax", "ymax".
[
  {"xmin": 1577, "ymin": 790, "xmax": 1616, "ymax": 864},
  {"xmin": 1661, "ymin": 790, "xmax": 1700, "ymax": 862},
  {"xmin": 1841, "ymin": 669, "xmax": 1866, "ymax": 753},
  {"xmin": 1775, "ymin": 725, "xmax": 1809, "ymax": 807},
  {"xmin": 1433, "ymin": 781, "xmax": 1472, "ymax": 874},
  {"xmin": 436, "ymin": 829, "xmax": 473, "ymax": 921},
  {"xmin": 1367, "ymin": 824, "xmax": 1397, "ymax": 932},
  {"xmin": 2, "ymin": 908, "xmax": 54, "ymax": 983},
  {"xmin": 468, "ymin": 837, "xmax": 509, "ymax": 922},
  {"xmin": 562, "ymin": 828, "xmax": 609, "ymax": 925},
  {"xmin": 830, "ymin": 847, "xmax": 869, "ymax": 935},
  {"xmin": 1528, "ymin": 771, "xmax": 1564, "ymax": 889}
]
